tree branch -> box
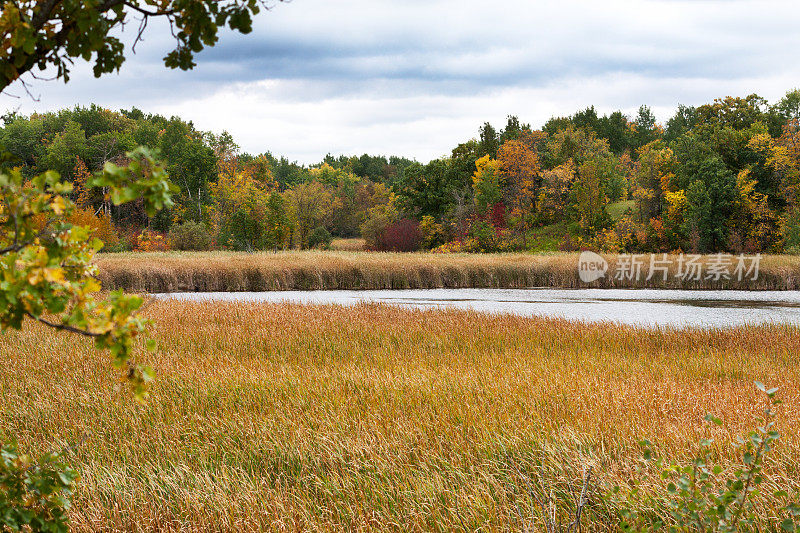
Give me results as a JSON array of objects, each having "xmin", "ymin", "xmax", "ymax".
[
  {"xmin": 98, "ymin": 0, "xmax": 128, "ymax": 12},
  {"xmin": 31, "ymin": 0, "xmax": 63, "ymax": 30},
  {"xmin": 26, "ymin": 312, "xmax": 102, "ymax": 338},
  {"xmin": 122, "ymin": 1, "xmax": 176, "ymax": 17},
  {"xmin": 0, "ymin": 242, "xmax": 29, "ymax": 254}
]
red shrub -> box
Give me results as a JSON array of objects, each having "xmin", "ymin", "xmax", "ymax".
[
  {"xmin": 376, "ymin": 219, "xmax": 422, "ymax": 252},
  {"xmin": 489, "ymin": 202, "xmax": 506, "ymax": 229}
]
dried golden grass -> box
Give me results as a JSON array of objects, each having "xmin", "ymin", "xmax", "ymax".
[
  {"xmin": 1, "ymin": 301, "xmax": 799, "ymax": 531},
  {"xmin": 329, "ymin": 238, "xmax": 366, "ymax": 252},
  {"xmin": 95, "ymin": 251, "xmax": 800, "ymax": 292}
]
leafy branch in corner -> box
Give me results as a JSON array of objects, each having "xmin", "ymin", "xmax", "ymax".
[{"xmin": 616, "ymin": 382, "xmax": 800, "ymax": 532}]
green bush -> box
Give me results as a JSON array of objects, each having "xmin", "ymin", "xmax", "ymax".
[
  {"xmin": 468, "ymin": 220, "xmax": 498, "ymax": 252},
  {"xmin": 0, "ymin": 439, "xmax": 78, "ymax": 532},
  {"xmin": 168, "ymin": 221, "xmax": 214, "ymax": 251},
  {"xmin": 309, "ymin": 226, "xmax": 333, "ymax": 249}
]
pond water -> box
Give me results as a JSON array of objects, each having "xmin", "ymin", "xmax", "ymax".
[{"xmin": 159, "ymin": 288, "xmax": 800, "ymax": 329}]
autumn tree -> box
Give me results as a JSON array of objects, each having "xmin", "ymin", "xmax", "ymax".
[
  {"xmin": 68, "ymin": 156, "xmax": 122, "ymax": 249},
  {"xmin": 361, "ymin": 198, "xmax": 399, "ymax": 251},
  {"xmin": 694, "ymin": 94, "xmax": 770, "ymax": 132},
  {"xmin": 542, "ymin": 125, "xmax": 624, "ymax": 229},
  {"xmin": 471, "ymin": 155, "xmax": 503, "ymax": 215},
  {"xmin": 307, "ymin": 163, "xmax": 391, "ymax": 238},
  {"xmin": 632, "ymin": 140, "xmax": 676, "ymax": 222},
  {"xmin": 264, "ymin": 192, "xmax": 291, "ymax": 251},
  {"xmin": 572, "ymin": 160, "xmax": 609, "ymax": 234},
  {"xmin": 210, "ymin": 159, "xmax": 282, "ymax": 251},
  {"xmin": 71, "ymin": 157, "xmax": 94, "ymax": 210},
  {"xmin": 537, "ymin": 162, "xmax": 575, "ymax": 224},
  {"xmin": 243, "ymin": 154, "xmax": 279, "ymax": 188},
  {"xmin": 662, "ymin": 189, "xmax": 688, "ymax": 249},
  {"xmin": 330, "ymin": 180, "xmax": 392, "ymax": 238},
  {"xmin": 497, "ymin": 131, "xmax": 545, "ymax": 231},
  {"xmin": 285, "ymin": 181, "xmax": 333, "ymax": 249},
  {"xmin": 729, "ymin": 169, "xmax": 778, "ymax": 252},
  {"xmin": 751, "ymin": 121, "xmax": 800, "ymax": 249},
  {"xmin": 543, "ymin": 124, "xmax": 616, "ymax": 173},
  {"xmin": 758, "ymin": 122, "xmax": 800, "ymax": 208}
]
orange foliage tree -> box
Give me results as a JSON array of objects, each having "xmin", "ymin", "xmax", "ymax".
[{"xmin": 497, "ymin": 131, "xmax": 544, "ymax": 232}]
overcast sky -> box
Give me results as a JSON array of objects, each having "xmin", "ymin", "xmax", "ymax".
[{"xmin": 2, "ymin": 0, "xmax": 799, "ymax": 163}]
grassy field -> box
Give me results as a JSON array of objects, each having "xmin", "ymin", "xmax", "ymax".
[
  {"xmin": 606, "ymin": 200, "xmax": 636, "ymax": 222},
  {"xmin": 1, "ymin": 300, "xmax": 799, "ymax": 531},
  {"xmin": 94, "ymin": 250, "xmax": 800, "ymax": 292},
  {"xmin": 523, "ymin": 222, "xmax": 572, "ymax": 252}
]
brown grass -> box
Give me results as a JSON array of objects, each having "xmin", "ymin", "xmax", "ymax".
[
  {"xmin": 95, "ymin": 251, "xmax": 800, "ymax": 293},
  {"xmin": 329, "ymin": 238, "xmax": 366, "ymax": 252},
  {"xmin": 1, "ymin": 301, "xmax": 799, "ymax": 531}
]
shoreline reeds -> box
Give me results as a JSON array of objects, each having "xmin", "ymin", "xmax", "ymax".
[{"xmin": 95, "ymin": 251, "xmax": 800, "ymax": 292}]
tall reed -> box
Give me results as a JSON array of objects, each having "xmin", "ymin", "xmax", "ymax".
[
  {"xmin": 95, "ymin": 251, "xmax": 800, "ymax": 292},
  {"xmin": 1, "ymin": 301, "xmax": 798, "ymax": 530}
]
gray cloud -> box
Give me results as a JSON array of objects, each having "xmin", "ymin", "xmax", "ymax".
[{"xmin": 2, "ymin": 0, "xmax": 800, "ymax": 162}]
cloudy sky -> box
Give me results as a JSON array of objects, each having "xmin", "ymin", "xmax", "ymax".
[{"xmin": 2, "ymin": 0, "xmax": 799, "ymax": 163}]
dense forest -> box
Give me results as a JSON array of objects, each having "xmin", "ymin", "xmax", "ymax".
[{"xmin": 2, "ymin": 89, "xmax": 799, "ymax": 253}]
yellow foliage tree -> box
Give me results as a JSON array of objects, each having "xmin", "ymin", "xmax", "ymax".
[
  {"xmin": 749, "ymin": 123, "xmax": 800, "ymax": 250},
  {"xmin": 472, "ymin": 155, "xmax": 503, "ymax": 215},
  {"xmin": 755, "ymin": 122, "xmax": 800, "ymax": 208},
  {"xmin": 572, "ymin": 160, "xmax": 608, "ymax": 234},
  {"xmin": 209, "ymin": 166, "xmax": 275, "ymax": 251},
  {"xmin": 284, "ymin": 181, "xmax": 333, "ymax": 249},
  {"xmin": 730, "ymin": 169, "xmax": 778, "ymax": 252},
  {"xmin": 537, "ymin": 162, "xmax": 575, "ymax": 223}
]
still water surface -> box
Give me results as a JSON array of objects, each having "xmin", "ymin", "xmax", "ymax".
[{"xmin": 160, "ymin": 288, "xmax": 800, "ymax": 329}]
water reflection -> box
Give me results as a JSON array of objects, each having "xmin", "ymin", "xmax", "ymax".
[{"xmin": 159, "ymin": 288, "xmax": 800, "ymax": 329}]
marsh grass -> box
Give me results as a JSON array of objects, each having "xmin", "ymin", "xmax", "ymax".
[
  {"xmin": 329, "ymin": 238, "xmax": 366, "ymax": 251},
  {"xmin": 1, "ymin": 301, "xmax": 799, "ymax": 530},
  {"xmin": 96, "ymin": 251, "xmax": 800, "ymax": 293}
]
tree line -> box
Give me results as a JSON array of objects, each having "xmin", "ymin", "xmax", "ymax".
[{"xmin": 2, "ymin": 90, "xmax": 799, "ymax": 253}]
